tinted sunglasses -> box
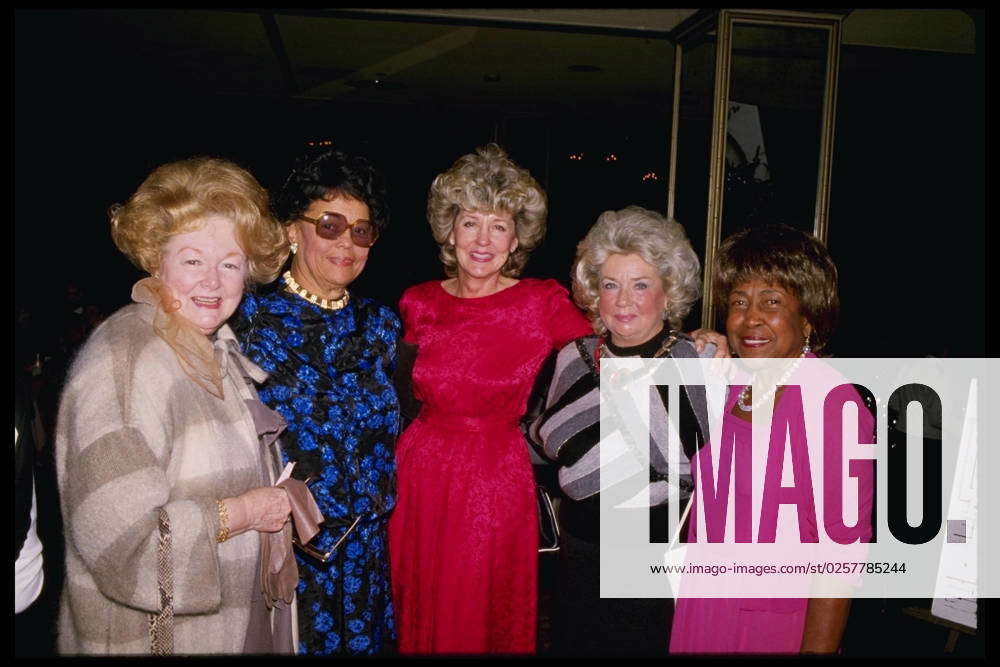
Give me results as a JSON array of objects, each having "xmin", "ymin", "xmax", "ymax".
[{"xmin": 298, "ymin": 212, "xmax": 378, "ymax": 247}]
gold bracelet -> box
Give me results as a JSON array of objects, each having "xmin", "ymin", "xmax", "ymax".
[{"xmin": 216, "ymin": 499, "xmax": 231, "ymax": 543}]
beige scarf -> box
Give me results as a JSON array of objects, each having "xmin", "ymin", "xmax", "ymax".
[
  {"xmin": 132, "ymin": 277, "xmax": 228, "ymax": 399},
  {"xmin": 132, "ymin": 277, "xmax": 325, "ymax": 610}
]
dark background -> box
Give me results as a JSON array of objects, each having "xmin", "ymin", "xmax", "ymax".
[{"xmin": 14, "ymin": 20, "xmax": 986, "ymax": 360}]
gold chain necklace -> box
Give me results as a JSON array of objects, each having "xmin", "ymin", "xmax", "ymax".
[{"xmin": 283, "ymin": 270, "xmax": 349, "ymax": 311}]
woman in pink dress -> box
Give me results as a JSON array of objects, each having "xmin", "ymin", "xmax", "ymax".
[
  {"xmin": 388, "ymin": 144, "xmax": 590, "ymax": 654},
  {"xmin": 670, "ymin": 224, "xmax": 874, "ymax": 654}
]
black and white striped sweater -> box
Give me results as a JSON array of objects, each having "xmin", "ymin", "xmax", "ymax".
[{"xmin": 528, "ymin": 332, "xmax": 710, "ymax": 508}]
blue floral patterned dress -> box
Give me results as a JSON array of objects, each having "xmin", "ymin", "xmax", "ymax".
[{"xmin": 231, "ymin": 279, "xmax": 400, "ymax": 655}]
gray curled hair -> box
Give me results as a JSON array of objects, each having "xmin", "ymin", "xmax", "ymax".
[
  {"xmin": 572, "ymin": 206, "xmax": 701, "ymax": 335},
  {"xmin": 426, "ymin": 143, "xmax": 547, "ymax": 278}
]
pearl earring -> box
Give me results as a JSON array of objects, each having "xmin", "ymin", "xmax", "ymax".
[
  {"xmin": 803, "ymin": 332, "xmax": 812, "ymax": 355},
  {"xmin": 290, "ymin": 242, "xmax": 298, "ymax": 254}
]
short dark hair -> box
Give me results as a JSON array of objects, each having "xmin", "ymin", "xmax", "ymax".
[
  {"xmin": 714, "ymin": 224, "xmax": 839, "ymax": 352},
  {"xmin": 273, "ymin": 148, "xmax": 389, "ymax": 233}
]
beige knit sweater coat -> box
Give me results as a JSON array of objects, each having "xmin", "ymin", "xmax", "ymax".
[{"xmin": 55, "ymin": 301, "xmax": 284, "ymax": 654}]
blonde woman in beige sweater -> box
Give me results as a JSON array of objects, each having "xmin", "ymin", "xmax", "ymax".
[{"xmin": 56, "ymin": 157, "xmax": 296, "ymax": 654}]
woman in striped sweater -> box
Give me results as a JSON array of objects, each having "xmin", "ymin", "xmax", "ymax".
[{"xmin": 529, "ymin": 206, "xmax": 718, "ymax": 656}]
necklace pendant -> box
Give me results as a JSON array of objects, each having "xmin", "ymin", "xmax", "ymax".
[{"xmin": 737, "ymin": 385, "xmax": 753, "ymax": 412}]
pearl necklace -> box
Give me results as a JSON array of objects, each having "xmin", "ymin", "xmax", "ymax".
[
  {"xmin": 736, "ymin": 344, "xmax": 810, "ymax": 412},
  {"xmin": 283, "ymin": 270, "xmax": 349, "ymax": 311}
]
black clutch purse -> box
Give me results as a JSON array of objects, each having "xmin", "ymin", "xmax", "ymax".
[
  {"xmin": 537, "ymin": 483, "xmax": 560, "ymax": 553},
  {"xmin": 525, "ymin": 352, "xmax": 561, "ymax": 554}
]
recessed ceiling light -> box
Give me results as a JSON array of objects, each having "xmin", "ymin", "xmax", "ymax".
[
  {"xmin": 568, "ymin": 64, "xmax": 602, "ymax": 72},
  {"xmin": 345, "ymin": 79, "xmax": 406, "ymax": 90}
]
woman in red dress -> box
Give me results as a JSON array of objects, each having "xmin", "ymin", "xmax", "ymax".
[{"xmin": 388, "ymin": 144, "xmax": 590, "ymax": 654}]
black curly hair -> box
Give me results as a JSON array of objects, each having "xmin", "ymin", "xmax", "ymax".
[{"xmin": 273, "ymin": 148, "xmax": 389, "ymax": 233}]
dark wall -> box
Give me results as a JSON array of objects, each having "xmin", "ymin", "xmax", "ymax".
[
  {"xmin": 827, "ymin": 44, "xmax": 985, "ymax": 357},
  {"xmin": 14, "ymin": 13, "xmax": 986, "ymax": 366}
]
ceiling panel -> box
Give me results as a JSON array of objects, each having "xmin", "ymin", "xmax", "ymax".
[
  {"xmin": 15, "ymin": 8, "xmax": 976, "ymax": 116},
  {"xmin": 343, "ymin": 8, "xmax": 699, "ymax": 34},
  {"xmin": 843, "ymin": 9, "xmax": 975, "ymax": 54},
  {"xmin": 276, "ymin": 14, "xmax": 676, "ymax": 112}
]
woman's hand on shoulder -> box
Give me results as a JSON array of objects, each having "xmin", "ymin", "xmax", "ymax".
[
  {"xmin": 689, "ymin": 328, "xmax": 730, "ymax": 358},
  {"xmin": 224, "ymin": 487, "xmax": 291, "ymax": 535}
]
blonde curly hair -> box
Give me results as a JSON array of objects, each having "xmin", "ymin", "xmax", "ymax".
[
  {"xmin": 573, "ymin": 206, "xmax": 701, "ymax": 335},
  {"xmin": 110, "ymin": 157, "xmax": 288, "ymax": 284},
  {"xmin": 426, "ymin": 143, "xmax": 546, "ymax": 277}
]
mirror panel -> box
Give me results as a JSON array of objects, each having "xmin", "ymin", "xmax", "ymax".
[
  {"xmin": 722, "ymin": 22, "xmax": 828, "ymax": 239},
  {"xmin": 700, "ymin": 10, "xmax": 842, "ymax": 327}
]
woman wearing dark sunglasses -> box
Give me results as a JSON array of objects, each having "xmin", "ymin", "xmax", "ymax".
[{"xmin": 232, "ymin": 148, "xmax": 400, "ymax": 656}]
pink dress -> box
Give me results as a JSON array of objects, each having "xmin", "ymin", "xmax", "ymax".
[
  {"xmin": 389, "ymin": 279, "xmax": 590, "ymax": 654},
  {"xmin": 670, "ymin": 368, "xmax": 874, "ymax": 654}
]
